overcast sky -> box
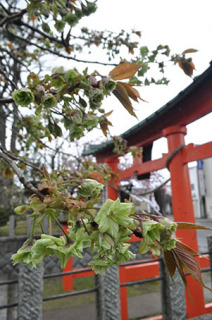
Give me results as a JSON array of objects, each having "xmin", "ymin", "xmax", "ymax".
[{"xmin": 77, "ymin": 0, "xmax": 212, "ymax": 160}]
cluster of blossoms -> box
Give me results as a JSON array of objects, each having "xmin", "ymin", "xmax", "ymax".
[
  {"xmin": 12, "ymin": 172, "xmax": 179, "ymax": 273},
  {"xmin": 139, "ymin": 217, "xmax": 178, "ymax": 257},
  {"xmin": 12, "ymin": 67, "xmax": 116, "ymax": 147}
]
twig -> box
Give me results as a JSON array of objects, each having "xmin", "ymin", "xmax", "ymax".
[
  {"xmin": 108, "ymin": 177, "xmax": 170, "ymax": 197},
  {"xmin": 6, "ymin": 28, "xmax": 117, "ymax": 66},
  {"xmin": 53, "ymin": 216, "xmax": 74, "ymax": 244},
  {"xmin": 0, "ymin": 97, "xmax": 13, "ymax": 104},
  {"xmin": 133, "ymin": 211, "xmax": 164, "ymax": 220},
  {"xmin": 0, "ymin": 150, "xmax": 44, "ymax": 199},
  {"xmin": 21, "ymin": 21, "xmax": 64, "ymax": 46},
  {"xmin": 0, "ymin": 145, "xmax": 43, "ymax": 173},
  {"xmin": 0, "ymin": 8, "xmax": 27, "ymax": 27}
]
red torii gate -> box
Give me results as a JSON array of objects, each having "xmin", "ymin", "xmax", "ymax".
[{"xmin": 84, "ymin": 62, "xmax": 212, "ymax": 319}]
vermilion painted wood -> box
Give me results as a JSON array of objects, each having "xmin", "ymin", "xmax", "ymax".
[
  {"xmin": 119, "ymin": 141, "xmax": 212, "ymax": 181},
  {"xmin": 119, "ymin": 267, "xmax": 128, "ymax": 320},
  {"xmin": 197, "ymin": 255, "xmax": 210, "ymax": 269},
  {"xmin": 182, "ymin": 142, "xmax": 212, "ymax": 164},
  {"xmin": 119, "ymin": 155, "xmax": 168, "ymax": 180},
  {"xmin": 94, "ymin": 68, "xmax": 212, "ymax": 162},
  {"xmin": 163, "ymin": 127, "xmax": 197, "ymax": 245},
  {"xmin": 164, "ymin": 126, "xmax": 206, "ymax": 318},
  {"xmin": 120, "ymin": 261, "xmax": 160, "ymax": 283},
  {"xmin": 205, "ymin": 303, "xmax": 212, "ymax": 315},
  {"xmin": 62, "ymin": 257, "xmax": 74, "ymax": 291},
  {"xmin": 106, "ymin": 157, "xmax": 119, "ymax": 200},
  {"xmin": 62, "ymin": 93, "xmax": 212, "ymax": 316},
  {"xmin": 62, "ymin": 225, "xmax": 74, "ymax": 291},
  {"xmin": 119, "ymin": 260, "xmax": 160, "ymax": 320}
]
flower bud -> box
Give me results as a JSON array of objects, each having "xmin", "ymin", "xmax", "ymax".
[
  {"xmin": 78, "ymin": 179, "xmax": 104, "ymax": 198},
  {"xmin": 12, "ymin": 88, "xmax": 34, "ymax": 106},
  {"xmin": 54, "ymin": 20, "xmax": 65, "ymax": 32},
  {"xmin": 65, "ymin": 13, "xmax": 79, "ymax": 27},
  {"xmin": 89, "ymin": 88, "xmax": 104, "ymax": 106},
  {"xmin": 158, "ymin": 217, "xmax": 177, "ymax": 234},
  {"xmin": 42, "ymin": 93, "xmax": 57, "ymax": 108},
  {"xmin": 83, "ymin": 114, "xmax": 98, "ymax": 131},
  {"xmin": 102, "ymin": 77, "xmax": 116, "ymax": 93},
  {"xmin": 82, "ymin": 1, "xmax": 97, "ymax": 16},
  {"xmin": 65, "ymin": 69, "xmax": 80, "ymax": 85}
]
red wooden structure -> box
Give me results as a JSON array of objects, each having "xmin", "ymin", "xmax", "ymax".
[{"xmin": 64, "ymin": 62, "xmax": 212, "ymax": 319}]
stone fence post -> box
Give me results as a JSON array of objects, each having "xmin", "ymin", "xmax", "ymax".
[
  {"xmin": 95, "ymin": 265, "xmax": 121, "ymax": 320},
  {"xmin": 207, "ymin": 236, "xmax": 212, "ymax": 289},
  {"xmin": 18, "ymin": 262, "xmax": 43, "ymax": 320},
  {"xmin": 9, "ymin": 215, "xmax": 15, "ymax": 237},
  {"xmin": 159, "ymin": 257, "xmax": 187, "ymax": 320}
]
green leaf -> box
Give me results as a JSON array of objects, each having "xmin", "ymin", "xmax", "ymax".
[
  {"xmin": 140, "ymin": 46, "xmax": 149, "ymax": 57},
  {"xmin": 30, "ymin": 200, "xmax": 47, "ymax": 211},
  {"xmin": 35, "ymin": 106, "xmax": 42, "ymax": 115},
  {"xmin": 107, "ymin": 217, "xmax": 119, "ymax": 238},
  {"xmin": 139, "ymin": 240, "xmax": 149, "ymax": 254},
  {"xmin": 54, "ymin": 123, "xmax": 63, "ymax": 137},
  {"xmin": 14, "ymin": 205, "xmax": 30, "ymax": 215},
  {"xmin": 42, "ymin": 22, "xmax": 51, "ymax": 33}
]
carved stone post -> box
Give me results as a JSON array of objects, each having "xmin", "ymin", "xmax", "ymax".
[
  {"xmin": 18, "ymin": 263, "xmax": 43, "ymax": 320},
  {"xmin": 160, "ymin": 257, "xmax": 187, "ymax": 320},
  {"xmin": 9, "ymin": 215, "xmax": 15, "ymax": 237},
  {"xmin": 95, "ymin": 265, "xmax": 121, "ymax": 320}
]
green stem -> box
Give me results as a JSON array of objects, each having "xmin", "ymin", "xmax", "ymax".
[
  {"xmin": 53, "ymin": 216, "xmax": 74, "ymax": 244},
  {"xmin": 39, "ymin": 222, "xmax": 45, "ymax": 234},
  {"xmin": 48, "ymin": 216, "xmax": 52, "ymax": 235},
  {"xmin": 81, "ymin": 219, "xmax": 91, "ymax": 235},
  {"xmin": 86, "ymin": 209, "xmax": 96, "ymax": 220},
  {"xmin": 29, "ymin": 217, "xmax": 36, "ymax": 244}
]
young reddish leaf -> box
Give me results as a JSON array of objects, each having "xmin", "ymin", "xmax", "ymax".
[
  {"xmin": 100, "ymin": 123, "xmax": 107, "ymax": 137},
  {"xmin": 171, "ymin": 248, "xmax": 191, "ymax": 299},
  {"xmin": 38, "ymin": 181, "xmax": 50, "ymax": 191},
  {"xmin": 174, "ymin": 241, "xmax": 212, "ymax": 292},
  {"xmin": 87, "ymin": 171, "xmax": 106, "ymax": 184},
  {"xmin": 176, "ymin": 240, "xmax": 199, "ymax": 256},
  {"xmin": 178, "ymin": 59, "xmax": 195, "ymax": 77},
  {"xmin": 182, "ymin": 48, "xmax": 198, "ymax": 54},
  {"xmin": 164, "ymin": 250, "xmax": 176, "ymax": 278},
  {"xmin": 42, "ymin": 165, "xmax": 51, "ymax": 180},
  {"xmin": 3, "ymin": 167, "xmax": 14, "ymax": 178},
  {"xmin": 109, "ymin": 63, "xmax": 140, "ymax": 81},
  {"xmin": 121, "ymin": 83, "xmax": 146, "ymax": 102},
  {"xmin": 103, "ymin": 110, "xmax": 113, "ymax": 117},
  {"xmin": 100, "ymin": 119, "xmax": 112, "ymax": 137},
  {"xmin": 9, "ymin": 42, "xmax": 13, "ymax": 50},
  {"xmin": 30, "ymin": 15, "xmax": 37, "ymax": 23},
  {"xmin": 177, "ymin": 222, "xmax": 212, "ymax": 231},
  {"xmin": 112, "ymin": 82, "xmax": 137, "ymax": 117}
]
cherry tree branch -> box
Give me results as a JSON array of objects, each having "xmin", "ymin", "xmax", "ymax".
[
  {"xmin": 0, "ymin": 145, "xmax": 43, "ymax": 173},
  {"xmin": 0, "ymin": 97, "xmax": 13, "ymax": 104},
  {"xmin": 6, "ymin": 28, "xmax": 117, "ymax": 66},
  {"xmin": 0, "ymin": 149, "xmax": 44, "ymax": 199}
]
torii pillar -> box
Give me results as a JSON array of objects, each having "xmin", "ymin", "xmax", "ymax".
[{"xmin": 163, "ymin": 125, "xmax": 206, "ymax": 318}]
